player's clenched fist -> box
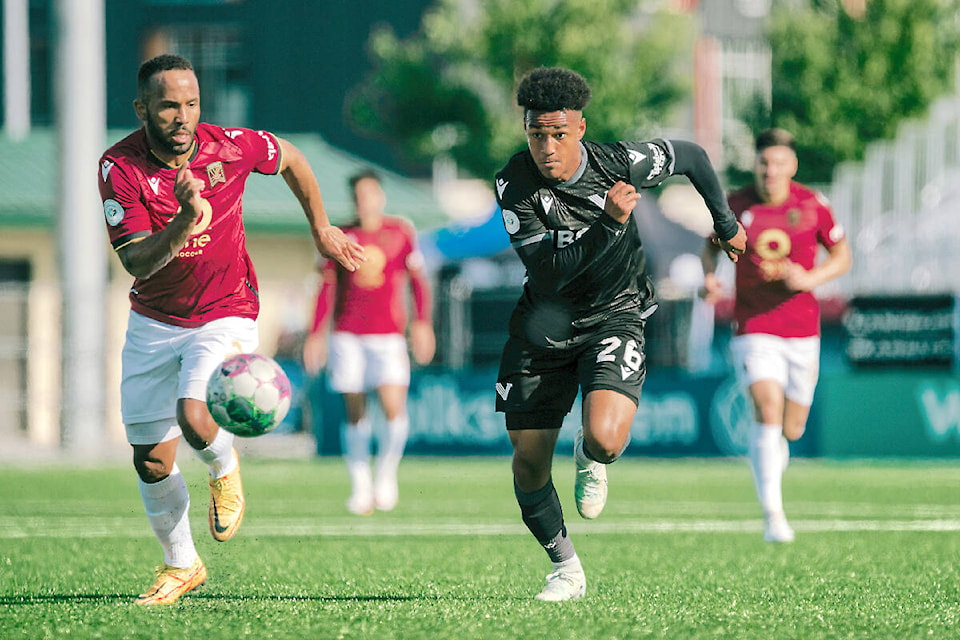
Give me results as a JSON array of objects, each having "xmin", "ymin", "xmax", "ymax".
[{"xmin": 604, "ymin": 181, "xmax": 641, "ymax": 224}]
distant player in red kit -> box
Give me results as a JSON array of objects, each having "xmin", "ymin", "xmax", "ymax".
[
  {"xmin": 702, "ymin": 128, "xmax": 852, "ymax": 543},
  {"xmin": 98, "ymin": 54, "xmax": 364, "ymax": 605},
  {"xmin": 303, "ymin": 169, "xmax": 435, "ymax": 515}
]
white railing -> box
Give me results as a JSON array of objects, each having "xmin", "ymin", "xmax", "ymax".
[{"xmin": 825, "ymin": 94, "xmax": 960, "ymax": 296}]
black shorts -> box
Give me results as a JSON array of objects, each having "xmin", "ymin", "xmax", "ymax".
[{"xmin": 496, "ymin": 308, "xmax": 647, "ymax": 430}]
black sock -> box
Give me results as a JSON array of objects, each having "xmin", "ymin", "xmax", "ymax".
[{"xmin": 514, "ymin": 478, "xmax": 576, "ymax": 564}]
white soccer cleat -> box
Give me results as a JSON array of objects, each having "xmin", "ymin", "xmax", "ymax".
[
  {"xmin": 574, "ymin": 430, "xmax": 608, "ymax": 520},
  {"xmin": 535, "ymin": 564, "xmax": 587, "ymax": 602},
  {"xmin": 345, "ymin": 492, "xmax": 374, "ymax": 516},
  {"xmin": 373, "ymin": 476, "xmax": 399, "ymax": 512},
  {"xmin": 764, "ymin": 514, "xmax": 795, "ymax": 543}
]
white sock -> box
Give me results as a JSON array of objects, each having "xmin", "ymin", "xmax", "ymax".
[
  {"xmin": 574, "ymin": 435, "xmax": 594, "ymax": 466},
  {"xmin": 780, "ymin": 436, "xmax": 790, "ymax": 473},
  {"xmin": 192, "ymin": 427, "xmax": 236, "ymax": 479},
  {"xmin": 138, "ymin": 464, "xmax": 197, "ymax": 568},
  {"xmin": 748, "ymin": 423, "xmax": 786, "ymax": 519},
  {"xmin": 343, "ymin": 418, "xmax": 373, "ymax": 497},
  {"xmin": 553, "ymin": 554, "xmax": 583, "ymax": 573},
  {"xmin": 375, "ymin": 415, "xmax": 409, "ymax": 483}
]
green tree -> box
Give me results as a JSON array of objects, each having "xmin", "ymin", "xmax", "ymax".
[
  {"xmin": 346, "ymin": 0, "xmax": 695, "ymax": 179},
  {"xmin": 763, "ymin": 0, "xmax": 960, "ymax": 184}
]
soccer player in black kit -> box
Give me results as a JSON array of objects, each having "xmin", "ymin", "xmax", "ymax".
[{"xmin": 495, "ymin": 67, "xmax": 747, "ymax": 601}]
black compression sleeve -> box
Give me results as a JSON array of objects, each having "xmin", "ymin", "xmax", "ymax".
[{"xmin": 668, "ymin": 139, "xmax": 739, "ymax": 241}]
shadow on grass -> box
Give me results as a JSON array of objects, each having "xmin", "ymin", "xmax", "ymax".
[{"xmin": 0, "ymin": 591, "xmax": 498, "ymax": 605}]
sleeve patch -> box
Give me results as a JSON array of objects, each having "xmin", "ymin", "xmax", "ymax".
[
  {"xmin": 502, "ymin": 209, "xmax": 521, "ymax": 235},
  {"xmin": 103, "ymin": 199, "xmax": 125, "ymax": 226}
]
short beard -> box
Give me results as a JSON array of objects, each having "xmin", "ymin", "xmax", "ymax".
[{"xmin": 144, "ymin": 113, "xmax": 193, "ymax": 157}]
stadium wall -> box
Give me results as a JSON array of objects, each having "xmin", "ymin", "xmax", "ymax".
[{"xmin": 302, "ymin": 365, "xmax": 960, "ymax": 460}]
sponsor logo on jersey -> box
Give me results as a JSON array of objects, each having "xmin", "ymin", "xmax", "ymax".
[
  {"xmin": 224, "ymin": 129, "xmax": 243, "ymax": 139},
  {"xmin": 206, "ymin": 161, "xmax": 226, "ymax": 187},
  {"xmin": 495, "ymin": 382, "xmax": 513, "ymax": 401},
  {"xmin": 147, "ymin": 176, "xmax": 161, "ymax": 195},
  {"xmin": 103, "ymin": 199, "xmax": 124, "ymax": 226},
  {"xmin": 502, "ymin": 209, "xmax": 521, "ymax": 235},
  {"xmin": 257, "ymin": 130, "xmax": 278, "ymax": 161},
  {"xmin": 628, "ymin": 149, "xmax": 647, "ymax": 165},
  {"xmin": 496, "ymin": 178, "xmax": 508, "ymax": 199},
  {"xmin": 645, "ymin": 142, "xmax": 667, "ymax": 181},
  {"xmin": 100, "ymin": 160, "xmax": 114, "ymax": 182},
  {"xmin": 554, "ymin": 227, "xmax": 589, "ymax": 248}
]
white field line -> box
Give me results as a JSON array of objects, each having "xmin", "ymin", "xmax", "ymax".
[{"xmin": 4, "ymin": 517, "xmax": 960, "ymax": 539}]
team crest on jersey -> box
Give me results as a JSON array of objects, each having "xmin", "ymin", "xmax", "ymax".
[
  {"xmin": 787, "ymin": 208, "xmax": 801, "ymax": 226},
  {"xmin": 206, "ymin": 161, "xmax": 226, "ymax": 187}
]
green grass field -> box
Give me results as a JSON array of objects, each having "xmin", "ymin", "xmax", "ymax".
[{"xmin": 2, "ymin": 454, "xmax": 959, "ymax": 639}]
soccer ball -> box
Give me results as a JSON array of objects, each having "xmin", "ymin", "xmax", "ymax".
[{"xmin": 206, "ymin": 353, "xmax": 292, "ymax": 437}]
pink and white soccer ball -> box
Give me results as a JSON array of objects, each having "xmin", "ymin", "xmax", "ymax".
[{"xmin": 206, "ymin": 353, "xmax": 292, "ymax": 437}]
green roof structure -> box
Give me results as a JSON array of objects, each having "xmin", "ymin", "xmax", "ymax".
[{"xmin": 0, "ymin": 129, "xmax": 446, "ymax": 234}]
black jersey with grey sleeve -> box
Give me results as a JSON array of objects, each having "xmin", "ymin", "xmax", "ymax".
[{"xmin": 494, "ymin": 138, "xmax": 737, "ymax": 329}]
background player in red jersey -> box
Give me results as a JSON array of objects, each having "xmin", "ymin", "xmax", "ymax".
[
  {"xmin": 303, "ymin": 169, "xmax": 435, "ymax": 515},
  {"xmin": 98, "ymin": 54, "xmax": 364, "ymax": 605},
  {"xmin": 701, "ymin": 128, "xmax": 852, "ymax": 543}
]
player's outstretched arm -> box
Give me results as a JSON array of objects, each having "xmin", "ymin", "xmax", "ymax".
[
  {"xmin": 277, "ymin": 138, "xmax": 365, "ymax": 272},
  {"xmin": 669, "ymin": 140, "xmax": 745, "ymax": 261},
  {"xmin": 782, "ymin": 237, "xmax": 853, "ymax": 292}
]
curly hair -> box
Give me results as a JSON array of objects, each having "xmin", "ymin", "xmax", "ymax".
[{"xmin": 516, "ymin": 67, "xmax": 592, "ymax": 112}]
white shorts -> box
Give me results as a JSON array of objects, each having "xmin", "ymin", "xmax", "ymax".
[
  {"xmin": 121, "ymin": 311, "xmax": 259, "ymax": 444},
  {"xmin": 730, "ymin": 333, "xmax": 820, "ymax": 406},
  {"xmin": 327, "ymin": 332, "xmax": 410, "ymax": 394}
]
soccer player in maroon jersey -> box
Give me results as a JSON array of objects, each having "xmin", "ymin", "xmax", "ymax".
[
  {"xmin": 303, "ymin": 169, "xmax": 435, "ymax": 515},
  {"xmin": 98, "ymin": 54, "xmax": 364, "ymax": 605},
  {"xmin": 702, "ymin": 128, "xmax": 852, "ymax": 543},
  {"xmin": 495, "ymin": 67, "xmax": 746, "ymax": 601}
]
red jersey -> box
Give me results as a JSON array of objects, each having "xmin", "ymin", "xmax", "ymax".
[
  {"xmin": 99, "ymin": 123, "xmax": 281, "ymax": 327},
  {"xmin": 311, "ymin": 216, "xmax": 431, "ymax": 335},
  {"xmin": 728, "ymin": 182, "xmax": 845, "ymax": 338}
]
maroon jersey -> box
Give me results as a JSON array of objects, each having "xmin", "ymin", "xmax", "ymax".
[
  {"xmin": 311, "ymin": 217, "xmax": 431, "ymax": 335},
  {"xmin": 728, "ymin": 182, "xmax": 845, "ymax": 338},
  {"xmin": 99, "ymin": 123, "xmax": 281, "ymax": 327}
]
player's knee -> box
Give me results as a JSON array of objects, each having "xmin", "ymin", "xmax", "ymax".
[
  {"xmin": 512, "ymin": 455, "xmax": 550, "ymax": 489},
  {"xmin": 177, "ymin": 399, "xmax": 217, "ymax": 448},
  {"xmin": 783, "ymin": 423, "xmax": 806, "ymax": 442},
  {"xmin": 133, "ymin": 455, "xmax": 171, "ymax": 483},
  {"xmin": 589, "ymin": 444, "xmax": 621, "ymax": 464},
  {"xmin": 582, "ymin": 435, "xmax": 624, "ymax": 464}
]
